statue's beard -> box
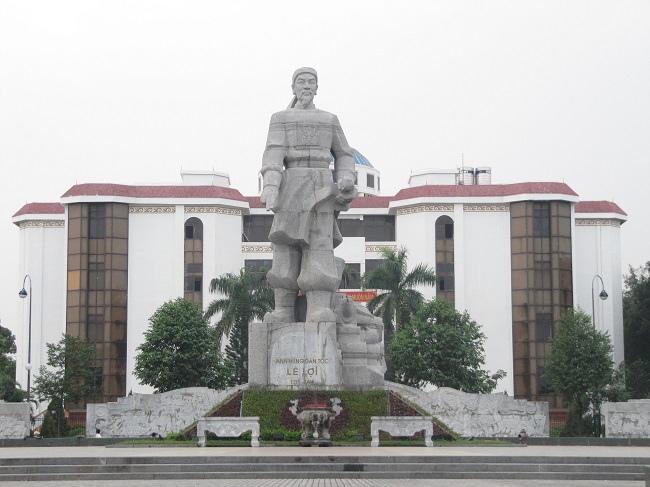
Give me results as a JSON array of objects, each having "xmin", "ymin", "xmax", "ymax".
[{"xmin": 296, "ymin": 92, "xmax": 313, "ymax": 107}]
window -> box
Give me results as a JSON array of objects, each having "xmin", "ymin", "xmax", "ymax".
[
  {"xmin": 365, "ymin": 259, "xmax": 382, "ymax": 274},
  {"xmin": 435, "ymin": 216, "xmax": 455, "ymax": 304},
  {"xmin": 243, "ymin": 215, "xmax": 273, "ymax": 242},
  {"xmin": 185, "ymin": 218, "xmax": 203, "ymax": 240},
  {"xmin": 363, "ymin": 215, "xmax": 395, "ymax": 241},
  {"xmin": 533, "ymin": 203, "xmax": 551, "ymax": 237},
  {"xmin": 535, "ymin": 313, "xmax": 553, "ymax": 341},
  {"xmin": 184, "ymin": 218, "xmax": 203, "ymax": 306},
  {"xmin": 366, "ymin": 174, "xmax": 375, "ymax": 189},
  {"xmin": 185, "ymin": 276, "xmax": 202, "ymax": 292},
  {"xmin": 537, "ymin": 366, "xmax": 551, "ymax": 395},
  {"xmin": 245, "ymin": 259, "xmax": 273, "ymax": 285},
  {"xmin": 89, "ymin": 204, "xmax": 105, "ymax": 238},
  {"xmin": 91, "ymin": 367, "xmax": 104, "ymax": 390},
  {"xmin": 86, "ymin": 314, "xmax": 104, "ymax": 342},
  {"xmin": 340, "ymin": 263, "xmax": 361, "ymax": 289},
  {"xmin": 445, "ymin": 223, "xmax": 454, "ymax": 239},
  {"xmin": 339, "ymin": 218, "xmax": 363, "ymax": 237},
  {"xmin": 88, "ymin": 263, "xmax": 105, "ymax": 291}
]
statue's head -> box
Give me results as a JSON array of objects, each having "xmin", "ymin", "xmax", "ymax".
[{"xmin": 290, "ymin": 67, "xmax": 318, "ymax": 108}]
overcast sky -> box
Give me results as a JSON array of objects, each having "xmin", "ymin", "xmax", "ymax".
[{"xmin": 1, "ymin": 1, "xmax": 649, "ymax": 338}]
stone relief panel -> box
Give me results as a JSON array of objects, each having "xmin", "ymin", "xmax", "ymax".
[
  {"xmin": 602, "ymin": 399, "xmax": 650, "ymax": 438},
  {"xmin": 86, "ymin": 386, "xmax": 245, "ymax": 438},
  {"xmin": 0, "ymin": 403, "xmax": 30, "ymax": 439},
  {"xmin": 385, "ymin": 382, "xmax": 549, "ymax": 437}
]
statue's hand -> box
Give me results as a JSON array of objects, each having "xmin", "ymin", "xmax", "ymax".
[
  {"xmin": 260, "ymin": 186, "xmax": 279, "ymax": 211},
  {"xmin": 337, "ymin": 174, "xmax": 355, "ymax": 192},
  {"xmin": 336, "ymin": 177, "xmax": 357, "ymax": 205}
]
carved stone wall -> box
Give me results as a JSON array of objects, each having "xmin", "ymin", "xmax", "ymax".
[
  {"xmin": 86, "ymin": 386, "xmax": 245, "ymax": 438},
  {"xmin": 602, "ymin": 399, "xmax": 650, "ymax": 438},
  {"xmin": 0, "ymin": 402, "xmax": 30, "ymax": 439},
  {"xmin": 386, "ymin": 382, "xmax": 549, "ymax": 437}
]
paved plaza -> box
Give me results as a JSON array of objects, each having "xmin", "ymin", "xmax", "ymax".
[{"xmin": 0, "ymin": 479, "xmax": 643, "ymax": 487}]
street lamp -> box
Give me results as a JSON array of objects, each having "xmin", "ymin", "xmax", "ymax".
[
  {"xmin": 18, "ymin": 275, "xmax": 33, "ymax": 406},
  {"xmin": 591, "ymin": 275, "xmax": 608, "ymax": 329},
  {"xmin": 590, "ymin": 274, "xmax": 608, "ymax": 438}
]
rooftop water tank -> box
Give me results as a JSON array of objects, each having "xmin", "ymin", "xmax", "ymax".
[
  {"xmin": 456, "ymin": 167, "xmax": 475, "ymax": 185},
  {"xmin": 475, "ymin": 167, "xmax": 492, "ymax": 185}
]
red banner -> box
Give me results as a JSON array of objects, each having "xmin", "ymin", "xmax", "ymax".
[{"xmin": 337, "ymin": 291, "xmax": 377, "ymax": 302}]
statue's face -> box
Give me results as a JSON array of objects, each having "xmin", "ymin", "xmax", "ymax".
[{"xmin": 292, "ymin": 73, "xmax": 317, "ymax": 103}]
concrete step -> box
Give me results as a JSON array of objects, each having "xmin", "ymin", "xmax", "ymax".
[{"xmin": 0, "ymin": 455, "xmax": 646, "ymax": 482}]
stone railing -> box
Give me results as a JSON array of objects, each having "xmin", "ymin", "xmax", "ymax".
[
  {"xmin": 196, "ymin": 417, "xmax": 260, "ymax": 447},
  {"xmin": 371, "ymin": 416, "xmax": 434, "ymax": 447}
]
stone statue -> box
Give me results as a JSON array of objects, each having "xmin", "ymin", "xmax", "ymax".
[{"xmin": 261, "ymin": 67, "xmax": 357, "ymax": 323}]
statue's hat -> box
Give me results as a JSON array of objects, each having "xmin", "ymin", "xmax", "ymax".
[{"xmin": 292, "ymin": 67, "xmax": 318, "ymax": 84}]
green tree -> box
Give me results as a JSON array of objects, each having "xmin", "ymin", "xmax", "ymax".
[
  {"xmin": 32, "ymin": 334, "xmax": 102, "ymax": 436},
  {"xmin": 390, "ymin": 299, "xmax": 506, "ymax": 392},
  {"xmin": 361, "ymin": 247, "xmax": 436, "ymax": 334},
  {"xmin": 544, "ymin": 309, "xmax": 626, "ymax": 436},
  {"xmin": 623, "ymin": 262, "xmax": 650, "ymax": 398},
  {"xmin": 134, "ymin": 298, "xmax": 231, "ymax": 392},
  {"xmin": 204, "ymin": 268, "xmax": 274, "ymax": 384},
  {"xmin": 0, "ymin": 323, "xmax": 26, "ymax": 402}
]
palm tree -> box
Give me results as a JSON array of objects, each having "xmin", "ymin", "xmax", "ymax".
[
  {"xmin": 204, "ymin": 268, "xmax": 274, "ymax": 383},
  {"xmin": 362, "ymin": 247, "xmax": 436, "ymax": 334}
]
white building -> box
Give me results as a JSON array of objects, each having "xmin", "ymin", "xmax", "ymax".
[{"xmin": 12, "ymin": 155, "xmax": 626, "ymax": 413}]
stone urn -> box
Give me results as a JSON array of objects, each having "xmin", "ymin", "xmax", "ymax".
[{"xmin": 297, "ymin": 403, "xmax": 335, "ymax": 447}]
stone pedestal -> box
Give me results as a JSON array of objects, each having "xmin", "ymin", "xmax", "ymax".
[{"xmin": 249, "ymin": 321, "xmax": 342, "ymax": 388}]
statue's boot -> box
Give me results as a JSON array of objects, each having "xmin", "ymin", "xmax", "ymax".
[
  {"xmin": 306, "ymin": 291, "xmax": 337, "ymax": 322},
  {"xmin": 264, "ymin": 289, "xmax": 296, "ymax": 323}
]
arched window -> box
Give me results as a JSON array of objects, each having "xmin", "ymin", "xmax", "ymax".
[
  {"xmin": 435, "ymin": 215, "xmax": 455, "ymax": 305},
  {"xmin": 184, "ymin": 217, "xmax": 203, "ymax": 306}
]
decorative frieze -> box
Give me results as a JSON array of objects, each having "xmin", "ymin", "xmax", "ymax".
[
  {"xmin": 365, "ymin": 244, "xmax": 397, "ymax": 253},
  {"xmin": 463, "ymin": 204, "xmax": 510, "ymax": 212},
  {"xmin": 186, "ymin": 206, "xmax": 242, "ymax": 216},
  {"xmin": 575, "ymin": 219, "xmax": 621, "ymax": 227},
  {"xmin": 242, "ymin": 245, "xmax": 273, "ymax": 253},
  {"xmin": 129, "ymin": 206, "xmax": 175, "ymax": 213},
  {"xmin": 19, "ymin": 220, "xmax": 65, "ymax": 229},
  {"xmin": 396, "ymin": 205, "xmax": 453, "ymax": 215}
]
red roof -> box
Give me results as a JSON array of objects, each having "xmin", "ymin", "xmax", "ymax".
[
  {"xmin": 350, "ymin": 196, "xmax": 392, "ymax": 208},
  {"xmin": 246, "ymin": 196, "xmax": 264, "ymax": 208},
  {"xmin": 246, "ymin": 195, "xmax": 393, "ymax": 209},
  {"xmin": 15, "ymin": 183, "xmax": 625, "ymax": 218},
  {"xmin": 61, "ymin": 183, "xmax": 247, "ymax": 201},
  {"xmin": 13, "ymin": 202, "xmax": 65, "ymax": 218},
  {"xmin": 575, "ymin": 201, "xmax": 627, "ymax": 216},
  {"xmin": 393, "ymin": 182, "xmax": 578, "ymax": 200}
]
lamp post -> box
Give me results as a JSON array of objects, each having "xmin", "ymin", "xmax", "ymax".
[
  {"xmin": 590, "ymin": 274, "xmax": 608, "ymax": 438},
  {"xmin": 18, "ymin": 275, "xmax": 33, "ymax": 406},
  {"xmin": 591, "ymin": 275, "xmax": 608, "ymax": 329}
]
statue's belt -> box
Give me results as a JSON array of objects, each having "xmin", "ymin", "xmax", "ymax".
[{"xmin": 285, "ymin": 161, "xmax": 330, "ymax": 169}]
